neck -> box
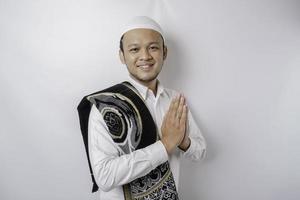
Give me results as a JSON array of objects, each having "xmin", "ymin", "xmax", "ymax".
[
  {"xmin": 147, "ymin": 80, "xmax": 158, "ymax": 96},
  {"xmin": 129, "ymin": 75, "xmax": 158, "ymax": 96}
]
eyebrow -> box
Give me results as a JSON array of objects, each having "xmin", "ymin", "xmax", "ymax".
[
  {"xmin": 127, "ymin": 42, "xmax": 160, "ymax": 48},
  {"xmin": 127, "ymin": 44, "xmax": 138, "ymax": 48}
]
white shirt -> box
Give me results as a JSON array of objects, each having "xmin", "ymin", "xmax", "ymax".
[{"xmin": 88, "ymin": 76, "xmax": 206, "ymax": 200}]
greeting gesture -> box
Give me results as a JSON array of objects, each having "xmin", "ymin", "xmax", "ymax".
[{"xmin": 161, "ymin": 94, "xmax": 188, "ymax": 154}]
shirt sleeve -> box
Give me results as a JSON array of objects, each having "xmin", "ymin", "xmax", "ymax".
[
  {"xmin": 181, "ymin": 109, "xmax": 207, "ymax": 161},
  {"xmin": 88, "ymin": 104, "xmax": 169, "ymax": 192}
]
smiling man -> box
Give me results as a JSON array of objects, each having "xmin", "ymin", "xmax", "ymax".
[
  {"xmin": 77, "ymin": 16, "xmax": 206, "ymax": 200},
  {"xmin": 119, "ymin": 28, "xmax": 166, "ymax": 94}
]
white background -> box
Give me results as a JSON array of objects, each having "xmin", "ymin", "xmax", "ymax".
[{"xmin": 1, "ymin": 0, "xmax": 299, "ymax": 199}]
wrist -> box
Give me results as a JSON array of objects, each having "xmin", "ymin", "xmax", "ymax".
[
  {"xmin": 178, "ymin": 137, "xmax": 191, "ymax": 151},
  {"xmin": 161, "ymin": 138, "xmax": 174, "ymax": 154}
]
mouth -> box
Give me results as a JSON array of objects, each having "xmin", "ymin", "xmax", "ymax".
[{"xmin": 137, "ymin": 63, "xmax": 154, "ymax": 71}]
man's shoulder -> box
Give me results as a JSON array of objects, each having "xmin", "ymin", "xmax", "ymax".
[
  {"xmin": 77, "ymin": 83, "xmax": 123, "ymax": 108},
  {"xmin": 82, "ymin": 82, "xmax": 133, "ymax": 101}
]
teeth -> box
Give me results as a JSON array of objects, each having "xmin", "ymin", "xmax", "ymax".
[{"xmin": 140, "ymin": 65, "xmax": 151, "ymax": 69}]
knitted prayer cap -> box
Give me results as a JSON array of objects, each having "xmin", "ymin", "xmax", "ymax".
[{"xmin": 120, "ymin": 16, "xmax": 165, "ymax": 42}]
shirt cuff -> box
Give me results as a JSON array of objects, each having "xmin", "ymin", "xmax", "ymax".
[{"xmin": 144, "ymin": 141, "xmax": 169, "ymax": 169}]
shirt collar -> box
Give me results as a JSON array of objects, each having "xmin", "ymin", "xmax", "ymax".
[{"xmin": 127, "ymin": 75, "xmax": 165, "ymax": 100}]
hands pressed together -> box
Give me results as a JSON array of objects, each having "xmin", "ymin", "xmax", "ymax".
[{"xmin": 161, "ymin": 94, "xmax": 191, "ymax": 154}]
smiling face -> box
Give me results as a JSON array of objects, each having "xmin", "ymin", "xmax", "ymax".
[{"xmin": 119, "ymin": 28, "xmax": 167, "ymax": 87}]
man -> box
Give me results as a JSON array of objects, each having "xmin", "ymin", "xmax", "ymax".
[{"xmin": 77, "ymin": 16, "xmax": 206, "ymax": 200}]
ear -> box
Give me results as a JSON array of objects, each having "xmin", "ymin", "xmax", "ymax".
[
  {"xmin": 163, "ymin": 45, "xmax": 168, "ymax": 60},
  {"xmin": 119, "ymin": 50, "xmax": 125, "ymax": 64}
]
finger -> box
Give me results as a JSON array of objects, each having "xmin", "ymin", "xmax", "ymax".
[
  {"xmin": 166, "ymin": 97, "xmax": 176, "ymax": 120},
  {"xmin": 171, "ymin": 94, "xmax": 181, "ymax": 118},
  {"xmin": 169, "ymin": 95, "xmax": 179, "ymax": 118},
  {"xmin": 179, "ymin": 104, "xmax": 188, "ymax": 127},
  {"xmin": 173, "ymin": 94, "xmax": 181, "ymax": 111},
  {"xmin": 176, "ymin": 95, "xmax": 185, "ymax": 120},
  {"xmin": 161, "ymin": 114, "xmax": 168, "ymax": 138},
  {"xmin": 162, "ymin": 112, "xmax": 167, "ymax": 125},
  {"xmin": 168, "ymin": 97, "xmax": 176, "ymax": 111}
]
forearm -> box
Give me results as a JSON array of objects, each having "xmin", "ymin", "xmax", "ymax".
[
  {"xmin": 88, "ymin": 105, "xmax": 168, "ymax": 191},
  {"xmin": 91, "ymin": 140, "xmax": 168, "ymax": 191},
  {"xmin": 181, "ymin": 110, "xmax": 207, "ymax": 161},
  {"xmin": 183, "ymin": 136, "xmax": 206, "ymax": 161}
]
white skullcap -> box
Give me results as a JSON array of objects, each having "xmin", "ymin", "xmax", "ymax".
[{"xmin": 121, "ymin": 16, "xmax": 165, "ymax": 41}]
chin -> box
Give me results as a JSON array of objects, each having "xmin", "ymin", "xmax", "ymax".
[{"xmin": 137, "ymin": 76, "xmax": 157, "ymax": 83}]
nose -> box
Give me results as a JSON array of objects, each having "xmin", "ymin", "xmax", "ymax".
[{"xmin": 139, "ymin": 48, "xmax": 152, "ymax": 60}]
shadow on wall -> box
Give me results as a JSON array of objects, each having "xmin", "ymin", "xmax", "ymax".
[
  {"xmin": 161, "ymin": 33, "xmax": 216, "ymax": 199},
  {"xmin": 160, "ymin": 34, "xmax": 216, "ymax": 162},
  {"xmin": 159, "ymin": 35, "xmax": 186, "ymax": 88}
]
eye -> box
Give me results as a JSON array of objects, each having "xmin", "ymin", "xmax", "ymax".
[
  {"xmin": 129, "ymin": 48, "xmax": 139, "ymax": 53},
  {"xmin": 149, "ymin": 46, "xmax": 159, "ymax": 51}
]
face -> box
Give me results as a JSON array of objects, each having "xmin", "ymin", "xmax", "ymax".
[{"xmin": 119, "ymin": 28, "xmax": 167, "ymax": 87}]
